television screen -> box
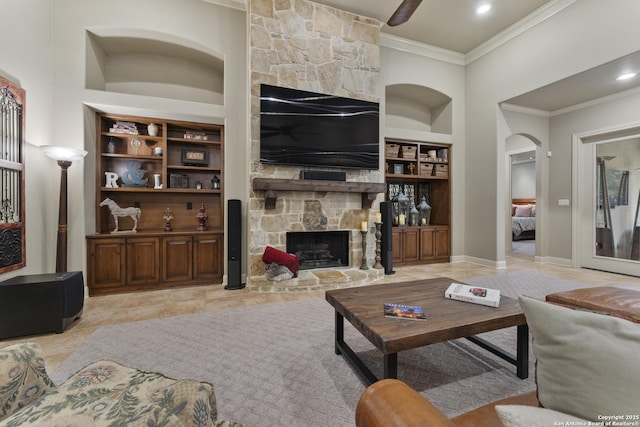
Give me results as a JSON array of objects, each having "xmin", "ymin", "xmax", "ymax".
[{"xmin": 260, "ymin": 84, "xmax": 379, "ymax": 170}]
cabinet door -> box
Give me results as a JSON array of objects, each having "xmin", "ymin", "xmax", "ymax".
[
  {"xmin": 392, "ymin": 229, "xmax": 402, "ymax": 263},
  {"xmin": 194, "ymin": 233, "xmax": 223, "ymax": 282},
  {"xmin": 435, "ymin": 226, "xmax": 450, "ymax": 259},
  {"xmin": 163, "ymin": 236, "xmax": 193, "ymax": 282},
  {"xmin": 127, "ymin": 237, "xmax": 160, "ymax": 285},
  {"xmin": 87, "ymin": 238, "xmax": 126, "ymax": 293},
  {"xmin": 419, "ymin": 228, "xmax": 435, "ymax": 260},
  {"xmin": 401, "ymin": 228, "xmax": 420, "ymax": 263}
]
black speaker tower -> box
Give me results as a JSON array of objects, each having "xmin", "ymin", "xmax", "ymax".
[
  {"xmin": 225, "ymin": 199, "xmax": 245, "ymax": 290},
  {"xmin": 380, "ymin": 201, "xmax": 395, "ymax": 275}
]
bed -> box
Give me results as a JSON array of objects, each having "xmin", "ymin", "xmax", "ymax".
[{"xmin": 512, "ymin": 198, "xmax": 536, "ymax": 241}]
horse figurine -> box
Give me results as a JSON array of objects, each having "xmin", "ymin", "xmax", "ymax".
[{"xmin": 99, "ymin": 197, "xmax": 141, "ymax": 233}]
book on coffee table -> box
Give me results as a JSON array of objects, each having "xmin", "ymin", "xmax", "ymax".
[
  {"xmin": 383, "ymin": 303, "xmax": 427, "ymax": 320},
  {"xmin": 445, "ymin": 283, "xmax": 501, "ymax": 307}
]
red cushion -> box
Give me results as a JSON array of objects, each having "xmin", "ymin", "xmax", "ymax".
[{"xmin": 262, "ymin": 246, "xmax": 299, "ymax": 277}]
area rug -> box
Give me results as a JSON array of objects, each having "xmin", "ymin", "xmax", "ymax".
[{"xmin": 52, "ymin": 272, "xmax": 585, "ymax": 427}]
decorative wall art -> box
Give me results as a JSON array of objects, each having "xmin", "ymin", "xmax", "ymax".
[{"xmin": 0, "ymin": 76, "xmax": 26, "ymax": 273}]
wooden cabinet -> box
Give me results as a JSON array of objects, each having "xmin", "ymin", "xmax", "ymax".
[
  {"xmin": 386, "ymin": 139, "xmax": 451, "ymax": 265},
  {"xmin": 127, "ymin": 237, "xmax": 160, "ymax": 285},
  {"xmin": 87, "ymin": 232, "xmax": 223, "ymax": 296},
  {"xmin": 392, "ymin": 225, "xmax": 450, "ymax": 266},
  {"xmin": 163, "ymin": 235, "xmax": 193, "ymax": 282},
  {"xmin": 87, "ymin": 238, "xmax": 126, "ymax": 291},
  {"xmin": 87, "ymin": 113, "xmax": 225, "ymax": 295}
]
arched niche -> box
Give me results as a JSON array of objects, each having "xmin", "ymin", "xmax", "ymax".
[
  {"xmin": 385, "ymin": 84, "xmax": 452, "ymax": 135},
  {"xmin": 85, "ymin": 28, "xmax": 224, "ymax": 105}
]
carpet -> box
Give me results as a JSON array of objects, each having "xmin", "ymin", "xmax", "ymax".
[{"xmin": 52, "ymin": 272, "xmax": 585, "ymax": 427}]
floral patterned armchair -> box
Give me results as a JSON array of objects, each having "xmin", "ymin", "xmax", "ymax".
[{"xmin": 0, "ymin": 342, "xmax": 241, "ymax": 427}]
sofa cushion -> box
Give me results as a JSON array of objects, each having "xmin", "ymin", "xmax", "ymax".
[
  {"xmin": 0, "ymin": 343, "xmax": 55, "ymax": 421},
  {"xmin": 0, "ymin": 360, "xmax": 223, "ymax": 427},
  {"xmin": 518, "ymin": 295, "xmax": 640, "ymax": 421},
  {"xmin": 495, "ymin": 405, "xmax": 587, "ymax": 427}
]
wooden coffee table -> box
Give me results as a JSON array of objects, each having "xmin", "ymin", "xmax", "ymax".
[{"xmin": 325, "ymin": 277, "xmax": 528, "ymax": 385}]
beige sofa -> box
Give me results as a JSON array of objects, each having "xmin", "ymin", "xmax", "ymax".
[
  {"xmin": 355, "ymin": 286, "xmax": 640, "ymax": 427},
  {"xmin": 0, "ymin": 342, "xmax": 242, "ymax": 427}
]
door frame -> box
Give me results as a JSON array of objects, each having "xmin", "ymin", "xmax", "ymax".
[{"xmin": 573, "ymin": 122, "xmax": 640, "ymax": 275}]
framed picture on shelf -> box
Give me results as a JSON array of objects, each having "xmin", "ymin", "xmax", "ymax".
[
  {"xmin": 393, "ymin": 164, "xmax": 404, "ymax": 175},
  {"xmin": 181, "ymin": 147, "xmax": 209, "ymax": 166}
]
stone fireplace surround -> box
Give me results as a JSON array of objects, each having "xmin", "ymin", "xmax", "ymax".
[
  {"xmin": 248, "ymin": 189, "xmax": 385, "ymax": 292},
  {"xmin": 248, "ymin": 0, "xmax": 383, "ymax": 291}
]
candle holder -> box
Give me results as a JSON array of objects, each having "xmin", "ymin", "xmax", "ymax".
[
  {"xmin": 374, "ymin": 222, "xmax": 383, "ymax": 269},
  {"xmin": 360, "ymin": 229, "xmax": 369, "ymax": 270}
]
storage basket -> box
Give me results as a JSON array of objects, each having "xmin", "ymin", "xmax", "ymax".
[
  {"xmin": 434, "ymin": 164, "xmax": 448, "ymax": 177},
  {"xmin": 420, "ymin": 163, "xmax": 434, "ymax": 176},
  {"xmin": 385, "ymin": 144, "xmax": 400, "ymax": 158},
  {"xmin": 401, "ymin": 146, "xmax": 417, "ymax": 159}
]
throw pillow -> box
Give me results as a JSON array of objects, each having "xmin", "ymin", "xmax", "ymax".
[
  {"xmin": 519, "ymin": 295, "xmax": 640, "ymax": 421},
  {"xmin": 496, "ymin": 405, "xmax": 587, "ymax": 427},
  {"xmin": 514, "ymin": 205, "xmax": 532, "ymax": 217},
  {"xmin": 0, "ymin": 343, "xmax": 55, "ymax": 421}
]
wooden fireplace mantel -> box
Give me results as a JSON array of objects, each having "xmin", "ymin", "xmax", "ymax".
[{"xmin": 252, "ymin": 178, "xmax": 386, "ymax": 209}]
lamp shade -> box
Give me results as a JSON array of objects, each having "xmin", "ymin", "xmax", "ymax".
[{"xmin": 40, "ymin": 145, "xmax": 88, "ymax": 161}]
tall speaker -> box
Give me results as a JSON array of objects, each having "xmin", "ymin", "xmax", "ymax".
[
  {"xmin": 380, "ymin": 201, "xmax": 395, "ymax": 275},
  {"xmin": 226, "ymin": 199, "xmax": 245, "ymax": 290}
]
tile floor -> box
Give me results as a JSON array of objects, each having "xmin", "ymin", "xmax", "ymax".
[{"xmin": 2, "ymin": 251, "xmax": 639, "ymax": 372}]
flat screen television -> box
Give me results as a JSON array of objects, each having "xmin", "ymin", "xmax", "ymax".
[{"xmin": 260, "ymin": 84, "xmax": 379, "ymax": 170}]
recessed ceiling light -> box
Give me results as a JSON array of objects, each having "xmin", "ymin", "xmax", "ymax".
[
  {"xmin": 617, "ymin": 72, "xmax": 637, "ymax": 81},
  {"xmin": 477, "ymin": 4, "xmax": 492, "ymax": 14}
]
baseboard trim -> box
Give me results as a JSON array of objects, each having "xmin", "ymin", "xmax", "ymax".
[
  {"xmin": 457, "ymin": 256, "xmax": 506, "ymax": 269},
  {"xmin": 536, "ymin": 256, "xmax": 572, "ymax": 267}
]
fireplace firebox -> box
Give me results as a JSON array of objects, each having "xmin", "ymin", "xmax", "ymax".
[{"xmin": 286, "ymin": 231, "xmax": 349, "ymax": 270}]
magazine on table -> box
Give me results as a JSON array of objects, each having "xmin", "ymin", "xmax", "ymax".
[
  {"xmin": 444, "ymin": 283, "xmax": 501, "ymax": 307},
  {"xmin": 383, "ymin": 303, "xmax": 427, "ymax": 320}
]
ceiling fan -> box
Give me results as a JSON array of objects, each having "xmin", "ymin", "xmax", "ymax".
[{"xmin": 387, "ymin": 0, "xmax": 423, "ymax": 26}]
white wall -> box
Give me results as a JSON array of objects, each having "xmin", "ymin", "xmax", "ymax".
[
  {"xmin": 466, "ymin": 0, "xmax": 640, "ymax": 264},
  {"xmin": 511, "ymin": 162, "xmax": 535, "ymax": 199},
  {"xmin": 1, "ymin": 0, "xmax": 55, "ymax": 278},
  {"xmin": 0, "ymin": 0, "xmax": 247, "ymax": 282},
  {"xmin": 380, "ymin": 44, "xmax": 466, "ymax": 258}
]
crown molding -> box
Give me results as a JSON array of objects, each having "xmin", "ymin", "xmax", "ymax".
[
  {"xmin": 550, "ymin": 86, "xmax": 640, "ymax": 116},
  {"xmin": 466, "ymin": 0, "xmax": 578, "ymax": 64},
  {"xmin": 500, "ymin": 103, "xmax": 551, "ymax": 118},
  {"xmin": 380, "ymin": 33, "xmax": 465, "ymax": 66},
  {"xmin": 200, "ymin": 0, "xmax": 246, "ymax": 11}
]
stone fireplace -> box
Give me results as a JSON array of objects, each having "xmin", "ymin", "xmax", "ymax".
[
  {"xmin": 287, "ymin": 230, "xmax": 349, "ymax": 270},
  {"xmin": 248, "ymin": 0, "xmax": 383, "ymax": 290}
]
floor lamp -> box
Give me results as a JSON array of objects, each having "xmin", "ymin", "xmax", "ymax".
[{"xmin": 41, "ymin": 145, "xmax": 88, "ymax": 273}]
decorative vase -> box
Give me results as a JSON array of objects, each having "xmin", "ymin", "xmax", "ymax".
[{"xmin": 147, "ymin": 123, "xmax": 158, "ymax": 137}]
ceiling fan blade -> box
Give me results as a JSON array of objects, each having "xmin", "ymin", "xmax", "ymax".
[{"xmin": 387, "ymin": 0, "xmax": 423, "ymax": 26}]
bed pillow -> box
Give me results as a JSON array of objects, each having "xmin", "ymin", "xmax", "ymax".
[
  {"xmin": 495, "ymin": 405, "xmax": 587, "ymax": 427},
  {"xmin": 518, "ymin": 295, "xmax": 640, "ymax": 421},
  {"xmin": 530, "ymin": 205, "xmax": 536, "ymax": 217},
  {"xmin": 514, "ymin": 205, "xmax": 532, "ymax": 217}
]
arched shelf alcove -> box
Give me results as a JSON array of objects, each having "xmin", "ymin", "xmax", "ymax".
[
  {"xmin": 85, "ymin": 28, "xmax": 224, "ymax": 106},
  {"xmin": 385, "ymin": 84, "xmax": 452, "ymax": 141}
]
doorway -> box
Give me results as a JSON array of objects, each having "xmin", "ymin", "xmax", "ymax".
[
  {"xmin": 507, "ymin": 136, "xmax": 538, "ymax": 259},
  {"xmin": 575, "ymin": 127, "xmax": 640, "ymax": 276}
]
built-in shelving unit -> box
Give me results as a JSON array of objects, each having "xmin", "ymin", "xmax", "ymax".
[
  {"xmin": 86, "ymin": 113, "xmax": 225, "ymax": 296},
  {"xmin": 385, "ymin": 139, "xmax": 451, "ymax": 265}
]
